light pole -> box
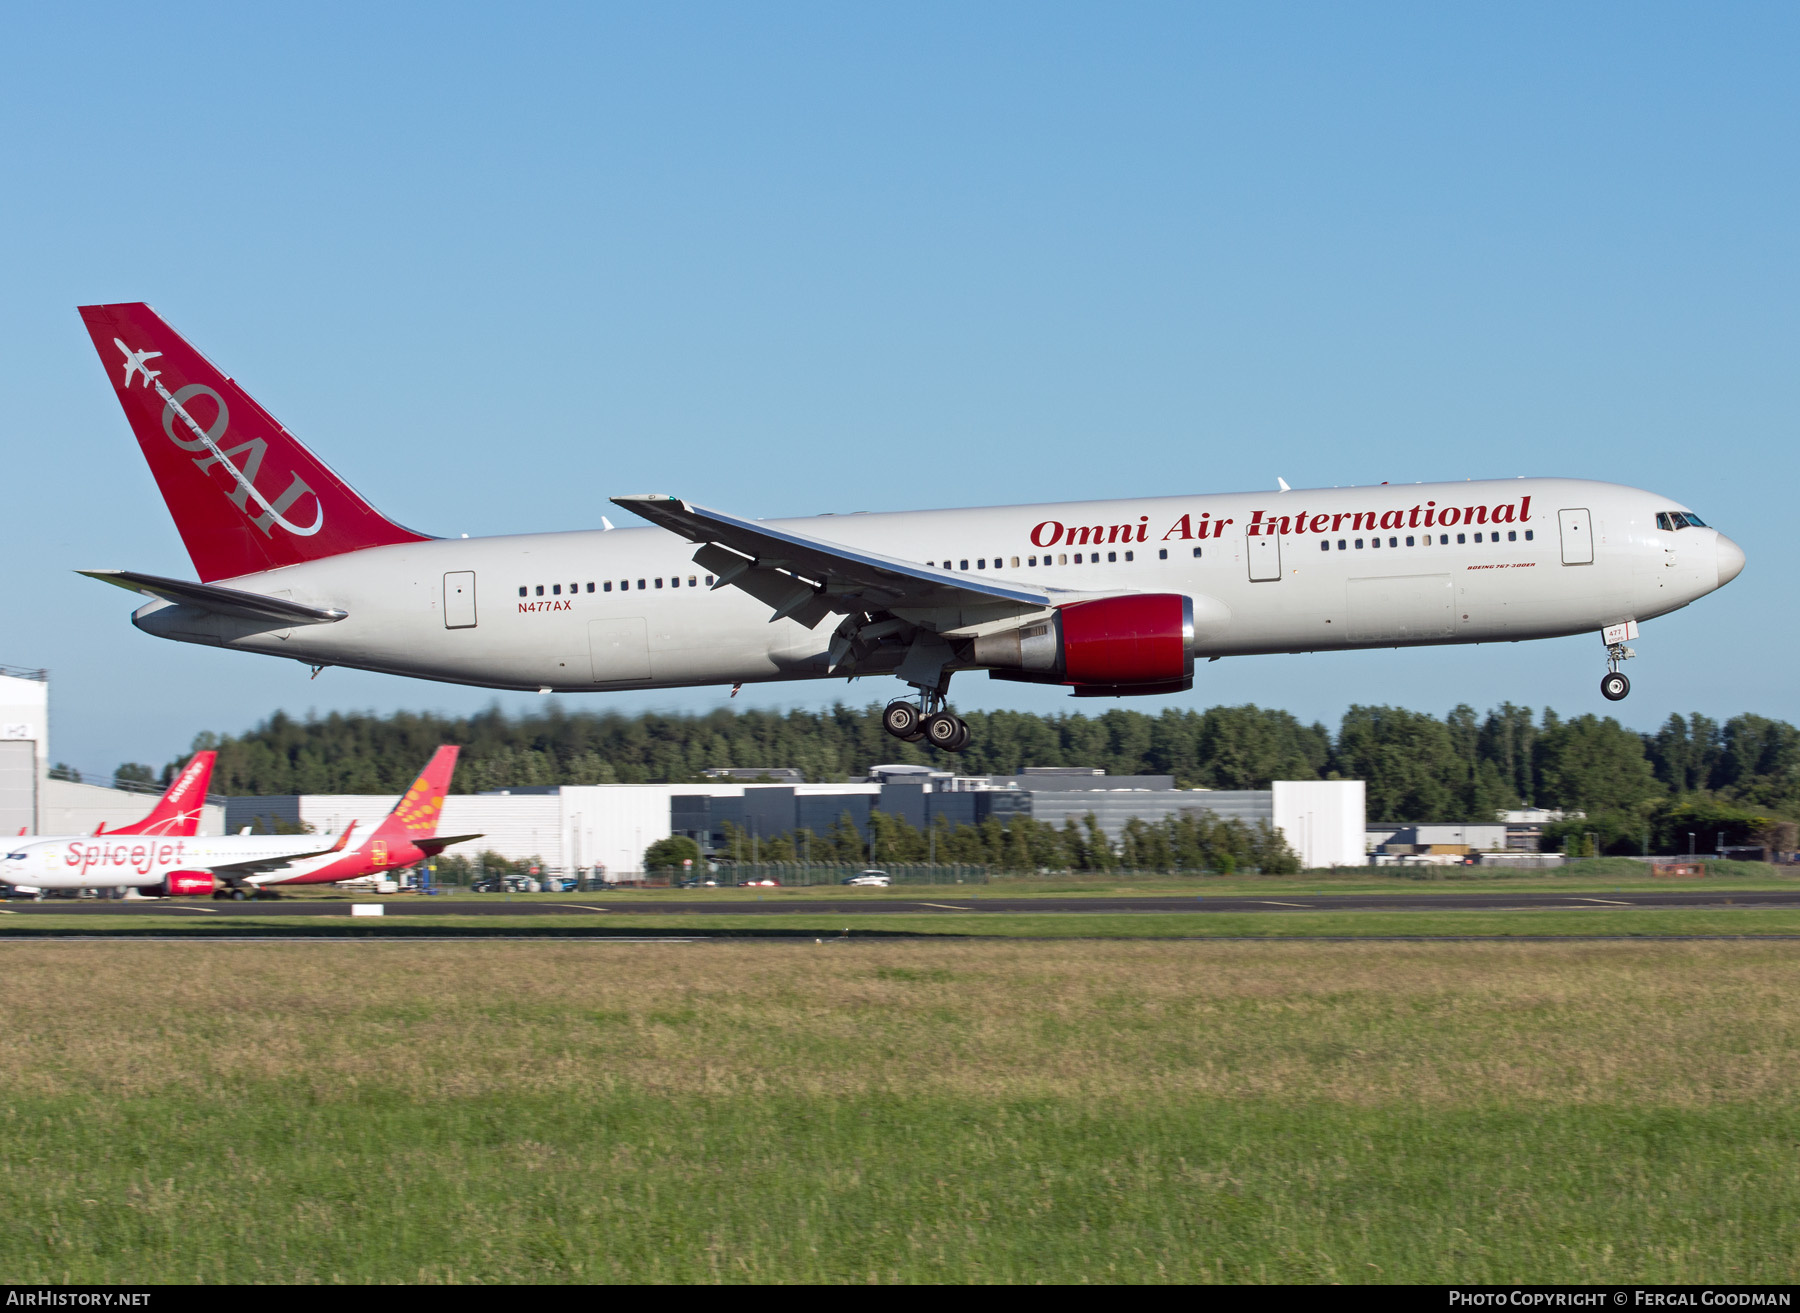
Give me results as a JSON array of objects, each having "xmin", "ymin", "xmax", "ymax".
[{"xmin": 1688, "ymin": 831, "xmax": 1696, "ymax": 858}]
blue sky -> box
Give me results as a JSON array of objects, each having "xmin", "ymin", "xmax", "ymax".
[{"xmin": 2, "ymin": 3, "xmax": 1795, "ymax": 776}]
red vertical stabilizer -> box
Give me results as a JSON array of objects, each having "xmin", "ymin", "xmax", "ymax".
[
  {"xmin": 101, "ymin": 751, "xmax": 217, "ymax": 838},
  {"xmin": 77, "ymin": 303, "xmax": 430, "ymax": 582},
  {"xmin": 370, "ymin": 746, "xmax": 460, "ymax": 848}
]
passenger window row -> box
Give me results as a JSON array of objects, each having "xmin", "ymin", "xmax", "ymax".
[
  {"xmin": 518, "ymin": 575, "xmax": 715, "ymax": 598},
  {"xmin": 930, "ymin": 548, "xmax": 1203, "ymax": 568},
  {"xmin": 1320, "ymin": 530, "xmax": 1533, "ymax": 551}
]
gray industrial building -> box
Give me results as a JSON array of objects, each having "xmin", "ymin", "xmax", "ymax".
[{"xmin": 227, "ymin": 768, "xmax": 1366, "ymax": 875}]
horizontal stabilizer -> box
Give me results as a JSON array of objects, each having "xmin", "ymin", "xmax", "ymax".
[
  {"xmin": 79, "ymin": 570, "xmax": 346, "ymax": 625},
  {"xmin": 417, "ymin": 833, "xmax": 484, "ymax": 855}
]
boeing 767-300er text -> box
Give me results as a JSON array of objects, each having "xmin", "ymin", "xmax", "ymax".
[{"xmin": 75, "ymin": 303, "xmax": 1746, "ymax": 752}]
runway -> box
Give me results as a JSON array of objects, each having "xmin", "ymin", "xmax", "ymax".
[{"xmin": 5, "ymin": 888, "xmax": 1797, "ymax": 916}]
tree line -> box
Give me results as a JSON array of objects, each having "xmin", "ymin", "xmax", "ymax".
[{"xmin": 140, "ymin": 700, "xmax": 1800, "ymax": 856}]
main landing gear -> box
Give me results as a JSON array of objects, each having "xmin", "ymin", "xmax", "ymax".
[
  {"xmin": 1600, "ymin": 642, "xmax": 1635, "ymax": 702},
  {"xmin": 883, "ymin": 695, "xmax": 971, "ymax": 753}
]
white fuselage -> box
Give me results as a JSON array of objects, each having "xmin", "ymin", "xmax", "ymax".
[
  {"xmin": 1, "ymin": 833, "xmax": 338, "ymax": 890},
  {"xmin": 128, "ymin": 478, "xmax": 1740, "ymax": 693}
]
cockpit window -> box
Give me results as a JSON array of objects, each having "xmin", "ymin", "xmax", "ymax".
[{"xmin": 1657, "ymin": 511, "xmax": 1707, "ymax": 531}]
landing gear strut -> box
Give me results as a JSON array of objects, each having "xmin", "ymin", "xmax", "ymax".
[
  {"xmin": 883, "ymin": 691, "xmax": 971, "ymax": 752},
  {"xmin": 1600, "ymin": 643, "xmax": 1634, "ymax": 702}
]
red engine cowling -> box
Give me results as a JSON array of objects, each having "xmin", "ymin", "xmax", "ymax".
[
  {"xmin": 163, "ymin": 871, "xmax": 215, "ymax": 897},
  {"xmin": 973, "ymin": 594, "xmax": 1195, "ymax": 693}
]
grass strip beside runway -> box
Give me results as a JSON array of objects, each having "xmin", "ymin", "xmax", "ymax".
[
  {"xmin": 0, "ymin": 938, "xmax": 1796, "ymax": 1283},
  {"xmin": 5, "ymin": 906, "xmax": 1800, "ymax": 937}
]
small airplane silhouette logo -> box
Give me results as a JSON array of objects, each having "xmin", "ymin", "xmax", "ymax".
[{"xmin": 113, "ymin": 338, "xmax": 163, "ymax": 389}]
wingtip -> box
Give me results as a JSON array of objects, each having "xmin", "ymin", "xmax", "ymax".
[{"xmin": 76, "ymin": 569, "xmax": 139, "ymax": 592}]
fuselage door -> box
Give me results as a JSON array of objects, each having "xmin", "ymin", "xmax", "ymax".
[
  {"xmin": 1248, "ymin": 532, "xmax": 1282, "ymax": 582},
  {"xmin": 1558, "ymin": 509, "xmax": 1594, "ymax": 565},
  {"xmin": 444, "ymin": 572, "xmax": 477, "ymax": 628}
]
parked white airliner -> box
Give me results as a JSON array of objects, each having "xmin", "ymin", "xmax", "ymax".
[
  {"xmin": 76, "ymin": 303, "xmax": 1745, "ymax": 752},
  {"xmin": 2, "ymin": 825, "xmax": 358, "ymax": 897}
]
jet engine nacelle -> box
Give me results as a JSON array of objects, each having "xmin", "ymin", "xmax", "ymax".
[
  {"xmin": 160, "ymin": 871, "xmax": 216, "ymax": 897},
  {"xmin": 973, "ymin": 594, "xmax": 1196, "ymax": 694}
]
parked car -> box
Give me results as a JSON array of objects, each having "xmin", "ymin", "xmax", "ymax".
[
  {"xmin": 843, "ymin": 871, "xmax": 891, "ymax": 887},
  {"xmin": 737, "ymin": 878, "xmax": 780, "ymax": 887}
]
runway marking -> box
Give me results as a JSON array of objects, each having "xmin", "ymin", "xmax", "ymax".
[
  {"xmin": 1573, "ymin": 898, "xmax": 1635, "ymax": 906},
  {"xmin": 548, "ymin": 903, "xmax": 611, "ymax": 913},
  {"xmin": 158, "ymin": 904, "xmax": 222, "ymax": 913},
  {"xmin": 915, "ymin": 902, "xmax": 972, "ymax": 911},
  {"xmin": 1256, "ymin": 900, "xmax": 1312, "ymax": 908}
]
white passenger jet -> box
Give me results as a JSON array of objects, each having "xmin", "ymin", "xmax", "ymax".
[
  {"xmin": 2, "ymin": 822, "xmax": 360, "ymax": 898},
  {"xmin": 75, "ymin": 303, "xmax": 1745, "ymax": 753}
]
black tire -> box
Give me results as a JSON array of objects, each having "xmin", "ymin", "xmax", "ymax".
[
  {"xmin": 924, "ymin": 712, "xmax": 964, "ymax": 750},
  {"xmin": 945, "ymin": 719, "xmax": 973, "ymax": 753},
  {"xmin": 1601, "ymin": 672, "xmax": 1630, "ymax": 701},
  {"xmin": 231, "ymin": 887, "xmax": 248, "ymax": 901},
  {"xmin": 882, "ymin": 701, "xmax": 922, "ymax": 740}
]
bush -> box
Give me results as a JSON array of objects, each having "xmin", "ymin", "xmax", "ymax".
[{"xmin": 643, "ymin": 836, "xmax": 701, "ymax": 871}]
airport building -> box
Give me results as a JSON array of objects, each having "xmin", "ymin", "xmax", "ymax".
[
  {"xmin": 227, "ymin": 770, "xmax": 1366, "ymax": 876},
  {"xmin": 0, "ymin": 665, "xmax": 227, "ymax": 838}
]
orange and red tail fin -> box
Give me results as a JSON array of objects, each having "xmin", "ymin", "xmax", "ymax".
[
  {"xmin": 370, "ymin": 746, "xmax": 460, "ymax": 845},
  {"xmin": 103, "ymin": 751, "xmax": 216, "ymax": 838},
  {"xmin": 76, "ymin": 303, "xmax": 430, "ymax": 582}
]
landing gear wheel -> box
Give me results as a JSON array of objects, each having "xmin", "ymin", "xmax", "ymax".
[
  {"xmin": 924, "ymin": 712, "xmax": 968, "ymax": 751},
  {"xmin": 882, "ymin": 701, "xmax": 923, "ymax": 741},
  {"xmin": 231, "ymin": 887, "xmax": 249, "ymax": 901},
  {"xmin": 1600, "ymin": 672, "xmax": 1631, "ymax": 701}
]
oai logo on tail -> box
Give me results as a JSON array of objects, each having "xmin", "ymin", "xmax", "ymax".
[{"xmin": 113, "ymin": 338, "xmax": 323, "ymax": 538}]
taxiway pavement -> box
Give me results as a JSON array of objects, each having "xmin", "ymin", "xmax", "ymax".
[{"xmin": 5, "ymin": 889, "xmax": 1798, "ymax": 915}]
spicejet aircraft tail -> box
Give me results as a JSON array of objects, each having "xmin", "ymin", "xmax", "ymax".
[
  {"xmin": 253, "ymin": 745, "xmax": 480, "ymax": 888},
  {"xmin": 77, "ymin": 303, "xmax": 1748, "ymax": 752},
  {"xmin": 97, "ymin": 751, "xmax": 217, "ymax": 837}
]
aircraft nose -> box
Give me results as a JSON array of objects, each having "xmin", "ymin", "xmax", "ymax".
[{"xmin": 1716, "ymin": 534, "xmax": 1746, "ymax": 588}]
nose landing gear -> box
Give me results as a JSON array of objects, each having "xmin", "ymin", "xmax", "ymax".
[{"xmin": 1600, "ymin": 642, "xmax": 1635, "ymax": 702}]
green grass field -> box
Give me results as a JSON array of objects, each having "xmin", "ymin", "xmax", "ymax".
[
  {"xmin": 1, "ymin": 938, "xmax": 1797, "ymax": 1282},
  {"xmin": 6, "ymin": 903, "xmax": 1800, "ymax": 938},
  {"xmin": 352, "ymin": 856, "xmax": 1800, "ymax": 899}
]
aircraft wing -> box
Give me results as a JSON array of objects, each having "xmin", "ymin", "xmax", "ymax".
[
  {"xmin": 611, "ymin": 494, "xmax": 1080, "ymax": 630},
  {"xmin": 208, "ymin": 824, "xmax": 359, "ymax": 877},
  {"xmin": 79, "ymin": 570, "xmax": 347, "ymax": 626}
]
